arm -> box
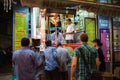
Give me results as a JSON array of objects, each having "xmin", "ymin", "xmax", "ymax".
[
  {"xmin": 54, "ymin": 49, "xmax": 62, "ymax": 71},
  {"xmin": 94, "ymin": 48, "xmax": 101, "ymax": 70},
  {"xmin": 66, "ymin": 31, "xmax": 74, "ymax": 34},
  {"xmin": 96, "ymin": 57, "xmax": 100, "ymax": 70},
  {"xmin": 71, "ymin": 56, "xmax": 77, "ymax": 80},
  {"xmin": 56, "ymin": 57, "xmax": 62, "ymax": 71},
  {"xmin": 51, "ymin": 33, "xmax": 55, "ymax": 43},
  {"xmin": 60, "ymin": 34, "xmax": 65, "ymax": 43}
]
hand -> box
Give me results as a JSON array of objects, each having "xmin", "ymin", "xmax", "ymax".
[
  {"xmin": 63, "ymin": 33, "xmax": 66, "ymax": 36},
  {"xmin": 59, "ymin": 66, "xmax": 62, "ymax": 72},
  {"xmin": 71, "ymin": 77, "xmax": 76, "ymax": 80}
]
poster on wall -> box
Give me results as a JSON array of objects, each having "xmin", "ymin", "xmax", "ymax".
[
  {"xmin": 113, "ymin": 22, "xmax": 120, "ymax": 62},
  {"xmin": 14, "ymin": 12, "xmax": 27, "ymax": 50},
  {"xmin": 97, "ymin": 0, "xmax": 108, "ymax": 3},
  {"xmin": 98, "ymin": 15, "xmax": 109, "ymax": 29},
  {"xmin": 100, "ymin": 29, "xmax": 110, "ymax": 62},
  {"xmin": 85, "ymin": 18, "xmax": 96, "ymax": 45}
]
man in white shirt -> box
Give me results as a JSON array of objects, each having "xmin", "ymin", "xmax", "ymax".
[
  {"xmin": 64, "ymin": 19, "xmax": 75, "ymax": 43},
  {"xmin": 51, "ymin": 28, "xmax": 64, "ymax": 44}
]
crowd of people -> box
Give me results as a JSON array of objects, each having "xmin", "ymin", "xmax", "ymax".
[{"xmin": 12, "ymin": 33, "xmax": 105, "ymax": 80}]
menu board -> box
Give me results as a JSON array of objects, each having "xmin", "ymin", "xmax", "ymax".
[
  {"xmin": 14, "ymin": 12, "xmax": 27, "ymax": 50},
  {"xmin": 85, "ymin": 18, "xmax": 96, "ymax": 45}
]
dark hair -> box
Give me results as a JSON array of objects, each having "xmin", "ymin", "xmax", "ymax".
[
  {"xmin": 57, "ymin": 42, "xmax": 62, "ymax": 47},
  {"xmin": 56, "ymin": 27, "xmax": 60, "ymax": 31},
  {"xmin": 93, "ymin": 39, "xmax": 103, "ymax": 47},
  {"xmin": 45, "ymin": 40, "xmax": 52, "ymax": 47},
  {"xmin": 21, "ymin": 38, "xmax": 30, "ymax": 47},
  {"xmin": 67, "ymin": 18, "xmax": 71, "ymax": 22},
  {"xmin": 80, "ymin": 33, "xmax": 88, "ymax": 42}
]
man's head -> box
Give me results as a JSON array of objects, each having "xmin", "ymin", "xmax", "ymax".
[
  {"xmin": 45, "ymin": 40, "xmax": 52, "ymax": 47},
  {"xmin": 21, "ymin": 38, "xmax": 30, "ymax": 47},
  {"xmin": 80, "ymin": 33, "xmax": 88, "ymax": 43},
  {"xmin": 57, "ymin": 42, "xmax": 62, "ymax": 47},
  {"xmin": 55, "ymin": 27, "xmax": 60, "ymax": 34},
  {"xmin": 67, "ymin": 18, "xmax": 72, "ymax": 25}
]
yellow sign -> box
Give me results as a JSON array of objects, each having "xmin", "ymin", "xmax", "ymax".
[{"xmin": 14, "ymin": 12, "xmax": 27, "ymax": 50}]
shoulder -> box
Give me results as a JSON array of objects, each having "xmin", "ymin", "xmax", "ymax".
[
  {"xmin": 59, "ymin": 33, "xmax": 63, "ymax": 35},
  {"xmin": 26, "ymin": 49, "xmax": 35, "ymax": 55},
  {"xmin": 13, "ymin": 50, "xmax": 20, "ymax": 57}
]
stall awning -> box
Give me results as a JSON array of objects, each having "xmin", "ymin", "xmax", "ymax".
[
  {"xmin": 20, "ymin": 0, "xmax": 79, "ymax": 8},
  {"xmin": 20, "ymin": 0, "xmax": 120, "ymax": 17}
]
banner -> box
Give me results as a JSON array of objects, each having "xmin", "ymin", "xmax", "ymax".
[
  {"xmin": 100, "ymin": 29, "xmax": 110, "ymax": 62},
  {"xmin": 85, "ymin": 18, "xmax": 96, "ymax": 45},
  {"xmin": 14, "ymin": 12, "xmax": 27, "ymax": 50}
]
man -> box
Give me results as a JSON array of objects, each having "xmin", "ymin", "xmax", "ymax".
[
  {"xmin": 44, "ymin": 40, "xmax": 62, "ymax": 80},
  {"xmin": 64, "ymin": 19, "xmax": 75, "ymax": 43},
  {"xmin": 51, "ymin": 28, "xmax": 64, "ymax": 44},
  {"xmin": 57, "ymin": 42, "xmax": 71, "ymax": 80},
  {"xmin": 71, "ymin": 34, "xmax": 100, "ymax": 80},
  {"xmin": 12, "ymin": 38, "xmax": 40, "ymax": 80}
]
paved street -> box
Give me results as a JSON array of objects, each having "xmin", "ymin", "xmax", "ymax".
[{"xmin": 0, "ymin": 73, "xmax": 12, "ymax": 80}]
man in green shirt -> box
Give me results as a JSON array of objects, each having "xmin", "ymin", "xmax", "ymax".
[{"xmin": 71, "ymin": 33, "xmax": 100, "ymax": 80}]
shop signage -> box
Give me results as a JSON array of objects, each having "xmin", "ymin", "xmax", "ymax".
[
  {"xmin": 98, "ymin": 15, "xmax": 109, "ymax": 29},
  {"xmin": 100, "ymin": 29, "xmax": 110, "ymax": 62},
  {"xmin": 14, "ymin": 12, "xmax": 27, "ymax": 50},
  {"xmin": 85, "ymin": 18, "xmax": 96, "ymax": 45},
  {"xmin": 97, "ymin": 0, "xmax": 108, "ymax": 3}
]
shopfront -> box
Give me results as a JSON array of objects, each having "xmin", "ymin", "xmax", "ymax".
[{"xmin": 13, "ymin": 0, "xmax": 120, "ymax": 79}]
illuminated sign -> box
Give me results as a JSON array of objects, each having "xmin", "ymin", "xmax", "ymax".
[{"xmin": 98, "ymin": 15, "xmax": 109, "ymax": 29}]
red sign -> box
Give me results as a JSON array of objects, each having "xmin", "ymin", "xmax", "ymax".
[{"xmin": 52, "ymin": 44, "xmax": 80, "ymax": 54}]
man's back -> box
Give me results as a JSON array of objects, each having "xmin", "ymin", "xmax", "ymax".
[
  {"xmin": 44, "ymin": 47, "xmax": 58, "ymax": 71},
  {"xmin": 57, "ymin": 47, "xmax": 70, "ymax": 71},
  {"xmin": 73, "ymin": 43, "xmax": 99, "ymax": 80},
  {"xmin": 13, "ymin": 47, "xmax": 37, "ymax": 80}
]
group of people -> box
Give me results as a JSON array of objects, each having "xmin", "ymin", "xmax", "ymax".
[
  {"xmin": 51, "ymin": 19, "xmax": 75, "ymax": 44},
  {"xmin": 12, "ymin": 33, "xmax": 105, "ymax": 80},
  {"xmin": 12, "ymin": 38, "xmax": 70, "ymax": 80}
]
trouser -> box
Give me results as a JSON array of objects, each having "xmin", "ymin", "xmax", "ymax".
[
  {"xmin": 60, "ymin": 71, "xmax": 68, "ymax": 80},
  {"xmin": 45, "ymin": 68, "xmax": 60, "ymax": 80},
  {"xmin": 66, "ymin": 40, "xmax": 74, "ymax": 43}
]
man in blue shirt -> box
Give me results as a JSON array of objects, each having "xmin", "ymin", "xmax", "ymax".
[
  {"xmin": 12, "ymin": 38, "xmax": 40, "ymax": 80},
  {"xmin": 44, "ymin": 40, "xmax": 61, "ymax": 80}
]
